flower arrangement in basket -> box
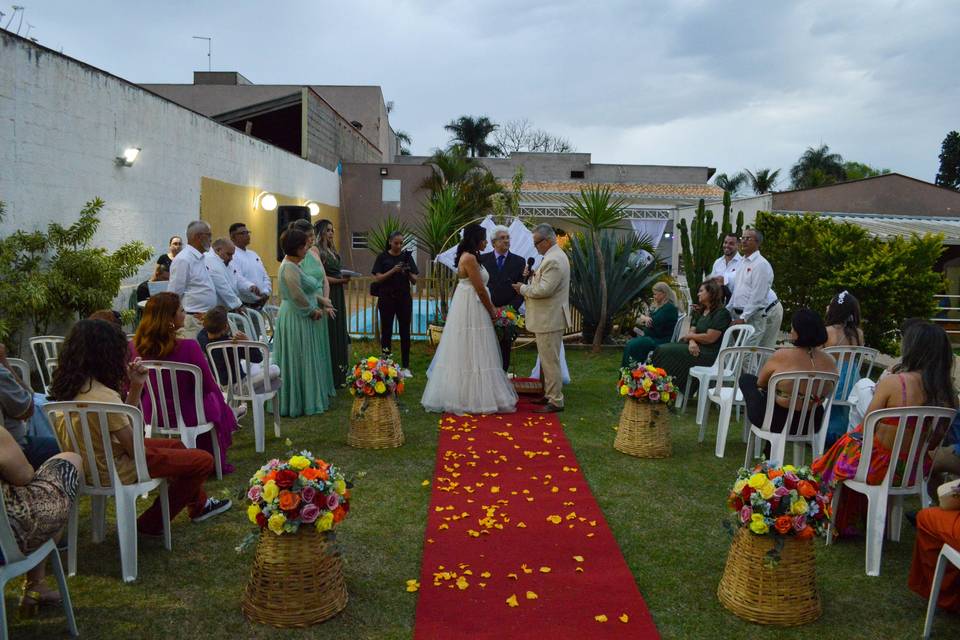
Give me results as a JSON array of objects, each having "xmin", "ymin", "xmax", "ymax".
[
  {"xmin": 346, "ymin": 356, "xmax": 405, "ymax": 398},
  {"xmin": 616, "ymin": 363, "xmax": 675, "ymax": 404},
  {"xmin": 493, "ymin": 305, "xmax": 524, "ymax": 342},
  {"xmin": 346, "ymin": 356, "xmax": 405, "ymax": 447}
]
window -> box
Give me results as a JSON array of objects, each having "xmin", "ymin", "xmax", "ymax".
[
  {"xmin": 570, "ymin": 170, "xmax": 585, "ymax": 179},
  {"xmin": 382, "ymin": 179, "xmax": 401, "ymax": 203},
  {"xmin": 351, "ymin": 232, "xmax": 368, "ymax": 249}
]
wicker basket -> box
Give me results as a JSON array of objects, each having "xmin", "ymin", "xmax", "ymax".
[
  {"xmin": 512, "ymin": 377, "xmax": 545, "ymax": 396},
  {"xmin": 717, "ymin": 528, "xmax": 821, "ymax": 626},
  {"xmin": 614, "ymin": 398, "xmax": 671, "ymax": 458},
  {"xmin": 428, "ymin": 324, "xmax": 444, "ymax": 346},
  {"xmin": 347, "ymin": 395, "xmax": 404, "ymax": 448},
  {"xmin": 241, "ymin": 527, "xmax": 348, "ymax": 627}
]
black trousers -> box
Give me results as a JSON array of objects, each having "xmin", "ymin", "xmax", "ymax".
[
  {"xmin": 498, "ymin": 333, "xmax": 512, "ymax": 372},
  {"xmin": 377, "ymin": 295, "xmax": 412, "ymax": 367},
  {"xmin": 739, "ymin": 373, "xmax": 824, "ymax": 436}
]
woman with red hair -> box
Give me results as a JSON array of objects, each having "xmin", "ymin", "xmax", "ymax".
[{"xmin": 130, "ymin": 292, "xmax": 237, "ymax": 474}]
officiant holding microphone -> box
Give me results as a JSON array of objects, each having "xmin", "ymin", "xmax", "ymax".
[{"xmin": 480, "ymin": 226, "xmax": 528, "ymax": 371}]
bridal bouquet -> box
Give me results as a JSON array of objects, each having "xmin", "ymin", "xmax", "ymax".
[
  {"xmin": 616, "ymin": 363, "xmax": 675, "ymax": 404},
  {"xmin": 346, "ymin": 356, "xmax": 405, "ymax": 397},
  {"xmin": 246, "ymin": 452, "xmax": 351, "ymax": 536},
  {"xmin": 725, "ymin": 460, "xmax": 830, "ymax": 540},
  {"xmin": 493, "ymin": 305, "xmax": 524, "ymax": 342}
]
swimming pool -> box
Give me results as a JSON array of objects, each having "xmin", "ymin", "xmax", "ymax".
[{"xmin": 348, "ymin": 299, "xmax": 443, "ymax": 341}]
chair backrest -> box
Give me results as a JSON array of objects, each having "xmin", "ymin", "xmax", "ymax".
[
  {"xmin": 244, "ymin": 309, "xmax": 271, "ymax": 343},
  {"xmin": 205, "ymin": 340, "xmax": 273, "ymax": 403},
  {"xmin": 720, "ymin": 323, "xmax": 755, "ymax": 351},
  {"xmin": 263, "ymin": 304, "xmax": 280, "ymax": 328},
  {"xmin": 759, "ymin": 370, "xmax": 839, "ymax": 441},
  {"xmin": 824, "ymin": 346, "xmax": 879, "ymax": 404},
  {"xmin": 227, "ymin": 312, "xmax": 255, "ymax": 338},
  {"xmin": 670, "ymin": 313, "xmax": 687, "ymax": 343},
  {"xmin": 139, "ymin": 361, "xmax": 209, "ymax": 434},
  {"xmin": 6, "ymin": 357, "xmax": 31, "ymax": 389},
  {"xmin": 712, "ymin": 346, "xmax": 776, "ymax": 399},
  {"xmin": 45, "ymin": 357, "xmax": 58, "ymax": 383},
  {"xmin": 29, "ymin": 336, "xmax": 63, "ymax": 391},
  {"xmin": 0, "ymin": 489, "xmax": 27, "ymax": 564},
  {"xmin": 858, "ymin": 406, "xmax": 956, "ymax": 492},
  {"xmin": 43, "ymin": 400, "xmax": 153, "ymax": 489}
]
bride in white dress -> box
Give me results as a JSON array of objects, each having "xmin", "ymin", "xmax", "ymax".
[{"xmin": 421, "ymin": 224, "xmax": 518, "ymax": 415}]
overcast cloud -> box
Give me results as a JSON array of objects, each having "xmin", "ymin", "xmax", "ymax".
[{"xmin": 13, "ymin": 0, "xmax": 960, "ymax": 183}]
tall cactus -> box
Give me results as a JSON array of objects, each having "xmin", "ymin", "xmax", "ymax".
[{"xmin": 678, "ymin": 193, "xmax": 744, "ymax": 295}]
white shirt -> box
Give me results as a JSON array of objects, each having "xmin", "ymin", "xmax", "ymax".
[
  {"xmin": 727, "ymin": 251, "xmax": 774, "ymax": 321},
  {"xmin": 203, "ymin": 250, "xmax": 243, "ymax": 310},
  {"xmin": 232, "ymin": 247, "xmax": 272, "ymax": 297},
  {"xmin": 709, "ymin": 253, "xmax": 742, "ymax": 287},
  {"xmin": 168, "ymin": 245, "xmax": 218, "ymax": 313}
]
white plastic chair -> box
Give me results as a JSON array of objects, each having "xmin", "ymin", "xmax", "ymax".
[
  {"xmin": 744, "ymin": 370, "xmax": 839, "ymax": 467},
  {"xmin": 682, "ymin": 324, "xmax": 755, "ymax": 419},
  {"xmin": 245, "ymin": 308, "xmax": 271, "ymax": 343},
  {"xmin": 227, "ymin": 312, "xmax": 255, "ymax": 338},
  {"xmin": 43, "ymin": 401, "xmax": 171, "ymax": 583},
  {"xmin": 703, "ymin": 346, "xmax": 775, "ymax": 458},
  {"xmin": 263, "ymin": 304, "xmax": 280, "ymax": 330},
  {"xmin": 669, "ymin": 313, "xmax": 687, "ymax": 343},
  {"xmin": 0, "ymin": 489, "xmax": 78, "ymax": 639},
  {"xmin": 819, "ymin": 346, "xmax": 880, "ymax": 452},
  {"xmin": 206, "ymin": 341, "xmax": 280, "ymax": 453},
  {"xmin": 923, "ymin": 543, "xmax": 960, "ymax": 638},
  {"xmin": 825, "ymin": 406, "xmax": 955, "ymax": 577},
  {"xmin": 28, "ymin": 336, "xmax": 63, "ymax": 393},
  {"xmin": 139, "ymin": 361, "xmax": 223, "ymax": 480},
  {"xmin": 6, "ymin": 358, "xmax": 31, "ymax": 389}
]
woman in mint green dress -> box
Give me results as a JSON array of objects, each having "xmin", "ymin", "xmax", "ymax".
[{"xmin": 275, "ymin": 224, "xmax": 337, "ymax": 417}]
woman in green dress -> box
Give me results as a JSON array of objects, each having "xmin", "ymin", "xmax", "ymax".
[
  {"xmin": 314, "ymin": 219, "xmax": 351, "ymax": 387},
  {"xmin": 274, "ymin": 225, "xmax": 337, "ymax": 417},
  {"xmin": 622, "ymin": 281, "xmax": 680, "ymax": 367},
  {"xmin": 650, "ymin": 279, "xmax": 731, "ymax": 392}
]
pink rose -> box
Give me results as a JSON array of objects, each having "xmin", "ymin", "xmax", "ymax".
[
  {"xmin": 301, "ymin": 486, "xmax": 316, "ymax": 503},
  {"xmin": 739, "ymin": 506, "xmax": 752, "ymax": 524},
  {"xmin": 266, "ymin": 459, "xmax": 281, "ymax": 469},
  {"xmin": 792, "ymin": 516, "xmax": 807, "ymax": 532},
  {"xmin": 774, "ymin": 486, "xmax": 790, "ymax": 498},
  {"xmin": 247, "ymin": 485, "xmax": 263, "ymax": 502},
  {"xmin": 327, "ymin": 492, "xmax": 340, "ymax": 510},
  {"xmin": 648, "ymin": 391, "xmax": 660, "ymax": 402},
  {"xmin": 299, "ymin": 503, "xmax": 320, "ymax": 524}
]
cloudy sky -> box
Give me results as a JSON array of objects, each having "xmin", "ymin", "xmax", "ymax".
[{"xmin": 14, "ymin": 0, "xmax": 959, "ymax": 184}]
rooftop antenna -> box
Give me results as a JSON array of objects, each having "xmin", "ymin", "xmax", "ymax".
[
  {"xmin": 24, "ymin": 21, "xmax": 33, "ymax": 38},
  {"xmin": 14, "ymin": 5, "xmax": 24, "ymax": 35},
  {"xmin": 192, "ymin": 35, "xmax": 211, "ymax": 71},
  {"xmin": 6, "ymin": 5, "xmax": 22, "ymax": 31}
]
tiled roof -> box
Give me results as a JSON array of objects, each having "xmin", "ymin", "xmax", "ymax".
[
  {"xmin": 508, "ymin": 181, "xmax": 725, "ymax": 200},
  {"xmin": 774, "ymin": 211, "xmax": 960, "ymax": 245}
]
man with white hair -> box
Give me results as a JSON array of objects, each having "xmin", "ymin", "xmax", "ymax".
[
  {"xmin": 168, "ymin": 220, "xmax": 217, "ymax": 338},
  {"xmin": 479, "ymin": 225, "xmax": 527, "ymax": 371},
  {"xmin": 204, "ymin": 238, "xmax": 244, "ymax": 312}
]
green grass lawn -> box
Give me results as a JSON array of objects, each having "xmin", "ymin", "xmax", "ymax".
[{"xmin": 7, "ymin": 340, "xmax": 960, "ymax": 639}]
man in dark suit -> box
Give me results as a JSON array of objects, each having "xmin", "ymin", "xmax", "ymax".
[{"xmin": 479, "ymin": 226, "xmax": 527, "ymax": 371}]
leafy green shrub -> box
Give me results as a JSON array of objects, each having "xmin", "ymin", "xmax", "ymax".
[{"xmin": 756, "ymin": 212, "xmax": 943, "ymax": 353}]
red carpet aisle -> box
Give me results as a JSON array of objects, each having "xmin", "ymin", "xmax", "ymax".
[{"xmin": 413, "ymin": 402, "xmax": 660, "ymax": 639}]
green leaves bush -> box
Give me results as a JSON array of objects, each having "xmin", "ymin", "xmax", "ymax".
[{"xmin": 756, "ymin": 212, "xmax": 944, "ymax": 353}]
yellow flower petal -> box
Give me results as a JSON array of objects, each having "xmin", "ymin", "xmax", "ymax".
[
  {"xmin": 595, "ymin": 614, "xmax": 608, "ymax": 623},
  {"xmin": 517, "ymin": 522, "xmax": 526, "ymax": 528},
  {"xmin": 573, "ymin": 555, "xmax": 584, "ymax": 562},
  {"xmin": 546, "ymin": 515, "xmax": 562, "ymax": 524},
  {"xmin": 539, "ymin": 566, "xmax": 551, "ymax": 573},
  {"xmin": 506, "ymin": 594, "xmax": 519, "ymax": 607},
  {"xmin": 480, "ymin": 571, "xmax": 491, "ymax": 578},
  {"xmin": 619, "ymin": 614, "xmax": 629, "ymax": 623},
  {"xmin": 422, "ymin": 480, "xmax": 431, "ymax": 486},
  {"xmin": 507, "ymin": 573, "xmax": 518, "ymax": 580},
  {"xmin": 456, "ymin": 576, "xmax": 469, "ymax": 590},
  {"xmin": 575, "ymin": 567, "xmax": 584, "ymax": 573},
  {"xmin": 521, "ymin": 564, "xmax": 533, "ymax": 574},
  {"xmin": 405, "ymin": 579, "xmax": 420, "ymax": 592},
  {"xmin": 526, "ymin": 591, "xmax": 538, "ymax": 600},
  {"xmin": 490, "ymin": 486, "xmax": 500, "ymax": 494}
]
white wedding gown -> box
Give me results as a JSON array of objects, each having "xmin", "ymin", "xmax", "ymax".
[{"xmin": 421, "ymin": 267, "xmax": 518, "ymax": 415}]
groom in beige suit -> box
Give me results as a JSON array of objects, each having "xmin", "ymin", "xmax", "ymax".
[{"xmin": 513, "ymin": 224, "xmax": 571, "ymax": 414}]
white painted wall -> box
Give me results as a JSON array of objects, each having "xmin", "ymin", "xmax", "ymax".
[{"xmin": 0, "ymin": 32, "xmax": 339, "ymax": 287}]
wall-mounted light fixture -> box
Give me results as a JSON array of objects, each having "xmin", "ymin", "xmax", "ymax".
[
  {"xmin": 115, "ymin": 147, "xmax": 141, "ymax": 167},
  {"xmin": 254, "ymin": 191, "xmax": 278, "ymax": 212},
  {"xmin": 305, "ymin": 201, "xmax": 321, "ymax": 217},
  {"xmin": 379, "ymin": 167, "xmax": 388, "ymax": 176}
]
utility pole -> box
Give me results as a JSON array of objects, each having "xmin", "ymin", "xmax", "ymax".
[{"xmin": 192, "ymin": 35, "xmax": 212, "ymax": 71}]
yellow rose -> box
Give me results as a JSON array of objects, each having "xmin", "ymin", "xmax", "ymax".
[
  {"xmin": 262, "ymin": 480, "xmax": 279, "ymax": 503},
  {"xmin": 247, "ymin": 503, "xmax": 261, "ymax": 523},
  {"xmin": 288, "ymin": 455, "xmax": 311, "ymax": 470},
  {"xmin": 748, "ymin": 473, "xmax": 767, "ymax": 489},
  {"xmin": 253, "ymin": 470, "xmax": 265, "ymax": 481},
  {"xmin": 268, "ymin": 512, "xmax": 286, "ymax": 535},
  {"xmin": 790, "ymin": 497, "xmax": 809, "ymax": 516},
  {"xmin": 375, "ymin": 381, "xmax": 386, "ymax": 394},
  {"xmin": 388, "ymin": 367, "xmax": 398, "ymax": 378},
  {"xmin": 367, "ymin": 356, "xmax": 379, "ymax": 366},
  {"xmin": 361, "ymin": 371, "xmax": 373, "ymax": 382},
  {"xmin": 783, "ymin": 464, "xmax": 796, "ymax": 472},
  {"xmin": 733, "ymin": 479, "xmax": 747, "ymax": 494},
  {"xmin": 749, "ymin": 514, "xmax": 769, "ymax": 535},
  {"xmin": 334, "ymin": 479, "xmax": 346, "ymax": 495},
  {"xmin": 759, "ymin": 481, "xmax": 776, "ymax": 500},
  {"xmin": 619, "ymin": 385, "xmax": 629, "ymax": 396},
  {"xmin": 642, "ymin": 378, "xmax": 652, "ymax": 390},
  {"xmin": 316, "ymin": 511, "xmax": 334, "ymax": 532}
]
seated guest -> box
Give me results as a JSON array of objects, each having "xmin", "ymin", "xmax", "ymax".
[
  {"xmin": 137, "ymin": 264, "xmax": 169, "ymax": 304},
  {"xmin": 621, "ymin": 282, "xmax": 679, "ymax": 367},
  {"xmin": 157, "ymin": 235, "xmax": 182, "ymax": 269},
  {"xmin": 197, "ymin": 306, "xmax": 281, "ymax": 392},
  {"xmin": 650, "ymin": 280, "xmax": 731, "ymax": 394},
  {"xmin": 739, "ymin": 309, "xmax": 837, "ymax": 440},
  {"xmin": 50, "ymin": 320, "xmax": 230, "ymax": 539},
  {"xmin": 130, "ymin": 292, "xmax": 238, "ymax": 474},
  {"xmin": 1, "ymin": 345, "xmax": 59, "ymax": 469},
  {"xmin": 88, "ymin": 309, "xmax": 123, "ymax": 329},
  {"xmin": 823, "ymin": 290, "xmax": 865, "ymax": 447},
  {"xmin": 0, "ymin": 427, "xmax": 80, "ymax": 616},
  {"xmin": 908, "ymin": 488, "xmax": 960, "ymax": 613},
  {"xmin": 813, "ymin": 321, "xmax": 958, "ymax": 536}
]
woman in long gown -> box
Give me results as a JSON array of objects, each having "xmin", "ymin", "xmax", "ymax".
[
  {"xmin": 274, "ymin": 226, "xmax": 337, "ymax": 417},
  {"xmin": 315, "ymin": 219, "xmax": 351, "ymax": 387},
  {"xmin": 422, "ymin": 224, "xmax": 517, "ymax": 415},
  {"xmin": 621, "ymin": 282, "xmax": 680, "ymax": 367}
]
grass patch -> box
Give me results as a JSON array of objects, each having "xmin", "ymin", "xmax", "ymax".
[{"xmin": 7, "ymin": 340, "xmax": 959, "ymax": 638}]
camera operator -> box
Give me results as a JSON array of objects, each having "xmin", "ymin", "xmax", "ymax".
[{"xmin": 371, "ymin": 231, "xmax": 419, "ymax": 377}]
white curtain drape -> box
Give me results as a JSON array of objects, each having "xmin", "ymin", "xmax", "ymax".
[{"xmin": 630, "ymin": 219, "xmax": 668, "ymax": 248}]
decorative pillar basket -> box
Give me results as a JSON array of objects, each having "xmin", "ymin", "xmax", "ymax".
[
  {"xmin": 614, "ymin": 399, "xmax": 671, "ymax": 458},
  {"xmin": 242, "ymin": 528, "xmax": 348, "ymax": 627},
  {"xmin": 348, "ymin": 396, "xmax": 404, "ymax": 449},
  {"xmin": 717, "ymin": 528, "xmax": 821, "ymax": 626}
]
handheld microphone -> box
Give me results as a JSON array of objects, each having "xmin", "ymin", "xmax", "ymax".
[{"xmin": 524, "ymin": 257, "xmax": 535, "ymax": 283}]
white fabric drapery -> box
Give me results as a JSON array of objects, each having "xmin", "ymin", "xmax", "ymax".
[{"xmin": 630, "ymin": 219, "xmax": 668, "ymax": 249}]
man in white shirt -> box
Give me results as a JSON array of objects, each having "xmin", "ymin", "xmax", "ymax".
[
  {"xmin": 727, "ymin": 228, "xmax": 782, "ymax": 349},
  {"xmin": 229, "ymin": 223, "xmax": 271, "ymax": 306},
  {"xmin": 709, "ymin": 233, "xmax": 743, "ymax": 298},
  {"xmin": 204, "ymin": 238, "xmax": 244, "ymax": 312},
  {"xmin": 168, "ymin": 220, "xmax": 218, "ymax": 338}
]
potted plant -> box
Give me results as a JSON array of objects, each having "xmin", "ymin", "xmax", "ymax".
[
  {"xmin": 613, "ymin": 363, "xmax": 675, "ymax": 458},
  {"xmin": 345, "ymin": 356, "xmax": 405, "ymax": 448}
]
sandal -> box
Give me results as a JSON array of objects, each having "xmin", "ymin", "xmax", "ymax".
[{"xmin": 19, "ymin": 582, "xmax": 62, "ymax": 618}]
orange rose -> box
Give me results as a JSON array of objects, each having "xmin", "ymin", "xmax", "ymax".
[
  {"xmin": 278, "ymin": 490, "xmax": 301, "ymax": 512},
  {"xmin": 798, "ymin": 481, "xmax": 817, "ymax": 499},
  {"xmin": 767, "ymin": 469, "xmax": 784, "ymax": 479},
  {"xmin": 656, "ymin": 368, "xmax": 666, "ymax": 376},
  {"xmin": 795, "ymin": 525, "xmax": 815, "ymax": 540},
  {"xmin": 332, "ymin": 505, "xmax": 346, "ymax": 523},
  {"xmin": 631, "ymin": 369, "xmax": 642, "ymax": 379},
  {"xmin": 774, "ymin": 515, "xmax": 792, "ymax": 534},
  {"xmin": 263, "ymin": 470, "xmax": 278, "ymax": 483},
  {"xmin": 364, "ymin": 386, "xmax": 374, "ymax": 396},
  {"xmin": 300, "ymin": 468, "xmax": 322, "ymax": 481},
  {"xmin": 397, "ymin": 382, "xmax": 405, "ymax": 393}
]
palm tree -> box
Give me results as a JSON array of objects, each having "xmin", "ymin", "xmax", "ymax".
[
  {"xmin": 444, "ymin": 116, "xmax": 500, "ymax": 157},
  {"xmin": 744, "ymin": 168, "xmax": 781, "ymax": 194},
  {"xmin": 567, "ymin": 185, "xmax": 629, "ymax": 352},
  {"xmin": 789, "ymin": 144, "xmax": 846, "ymax": 189},
  {"xmin": 422, "ymin": 149, "xmax": 503, "ymax": 215},
  {"xmin": 712, "ymin": 172, "xmax": 747, "ymax": 195},
  {"xmin": 395, "ymin": 130, "xmax": 412, "ymax": 156}
]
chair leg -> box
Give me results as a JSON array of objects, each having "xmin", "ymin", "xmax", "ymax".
[
  {"xmin": 67, "ymin": 497, "xmax": 79, "ymax": 576},
  {"xmin": 826, "ymin": 485, "xmax": 843, "ymax": 546},
  {"xmin": 681, "ymin": 377, "xmax": 692, "ymax": 414},
  {"xmin": 210, "ymin": 433, "xmax": 223, "ymax": 481},
  {"xmin": 771, "ymin": 435, "xmax": 787, "ymax": 467},
  {"xmin": 792, "ymin": 442, "xmax": 805, "ymax": 467},
  {"xmin": 715, "ymin": 401, "xmax": 734, "ymax": 458},
  {"xmin": 695, "ymin": 377, "xmax": 710, "ymax": 426},
  {"xmin": 90, "ymin": 495, "xmax": 106, "ymax": 543},
  {"xmin": 0, "ymin": 575, "xmax": 8, "ymax": 640},
  {"xmin": 743, "ymin": 430, "xmax": 754, "ymax": 467},
  {"xmin": 865, "ymin": 491, "xmax": 888, "ymax": 577},
  {"xmin": 273, "ymin": 393, "xmax": 281, "ymax": 438},
  {"xmin": 253, "ymin": 397, "xmax": 266, "ymax": 453},
  {"xmin": 114, "ymin": 491, "xmax": 139, "ymax": 583},
  {"xmin": 888, "ymin": 495, "xmax": 904, "ymax": 543},
  {"xmin": 923, "ymin": 551, "xmax": 950, "ymax": 639},
  {"xmin": 49, "ymin": 547, "xmax": 79, "ymax": 637},
  {"xmin": 159, "ymin": 482, "xmax": 172, "ymax": 551}
]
